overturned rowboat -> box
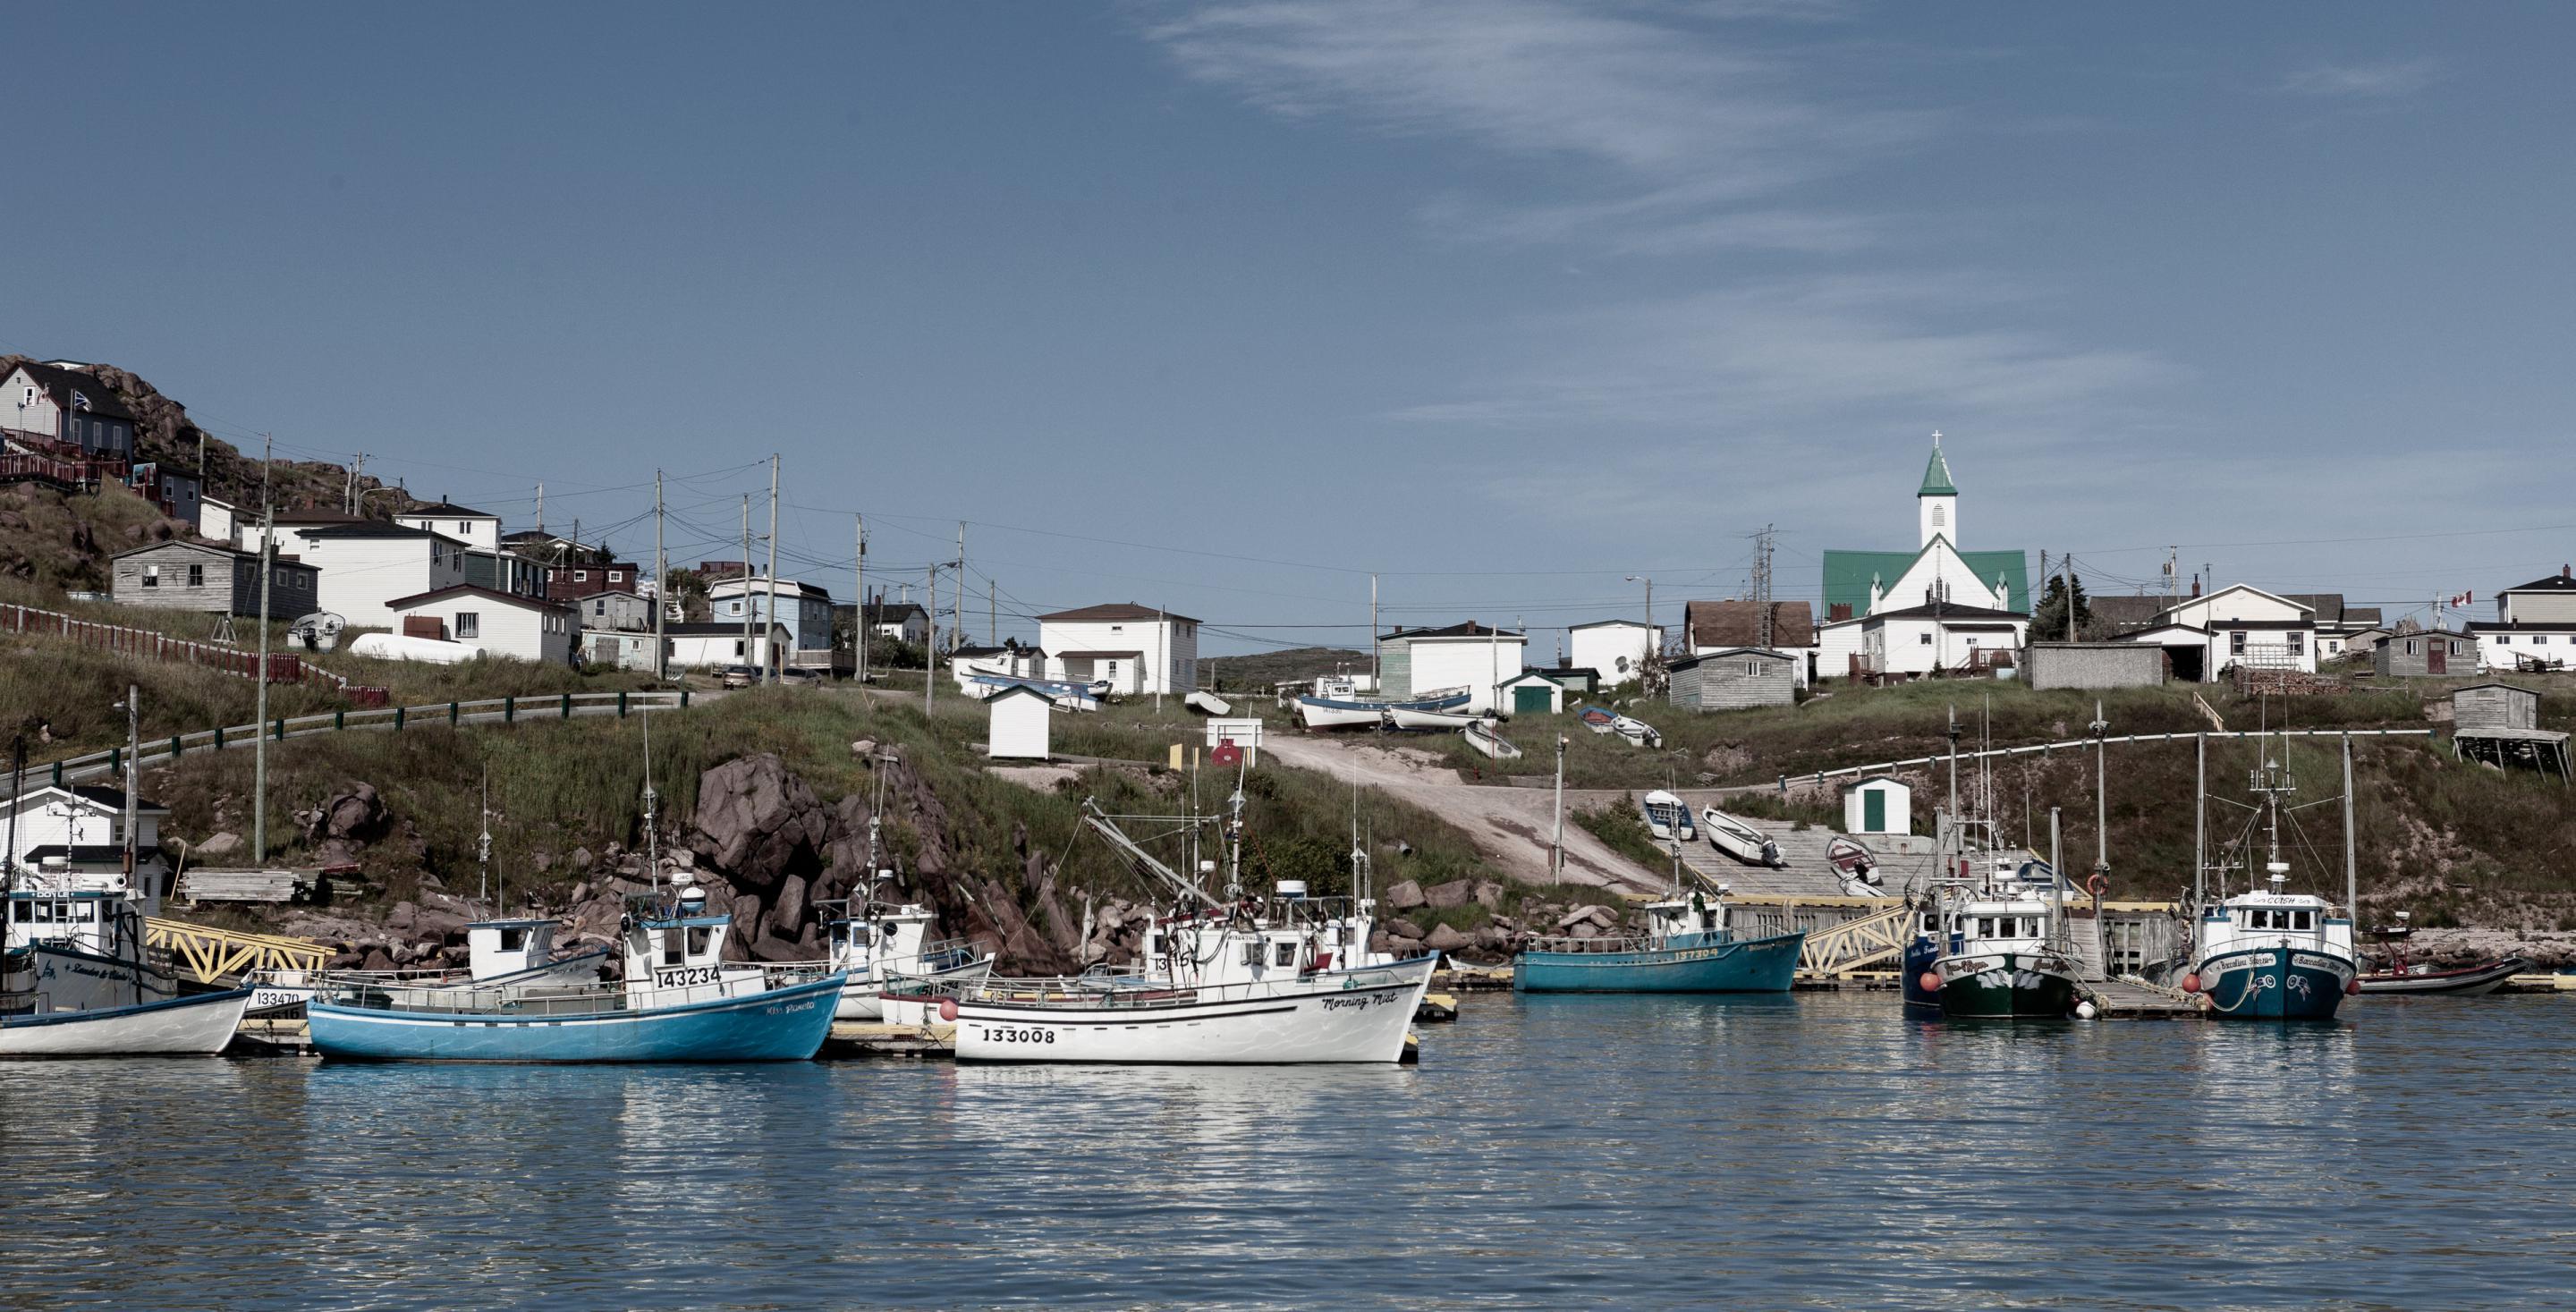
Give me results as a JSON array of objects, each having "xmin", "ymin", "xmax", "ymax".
[
  {"xmin": 1462, "ymin": 719, "xmax": 1521, "ymax": 758},
  {"xmin": 1699, "ymin": 807, "xmax": 1783, "ymax": 868}
]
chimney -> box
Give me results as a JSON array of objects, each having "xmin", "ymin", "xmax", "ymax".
[
  {"xmin": 2562, "ymin": 564, "xmax": 2570, "ymax": 580},
  {"xmin": 2190, "ymin": 576, "xmax": 2201, "ymax": 598}
]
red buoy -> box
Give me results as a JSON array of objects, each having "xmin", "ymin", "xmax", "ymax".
[
  {"xmin": 2181, "ymin": 972, "xmax": 2202, "ymax": 995},
  {"xmin": 938, "ymin": 997, "xmax": 960, "ymax": 1021},
  {"xmin": 2345, "ymin": 978, "xmax": 2362, "ymax": 996},
  {"xmin": 1919, "ymin": 971, "xmax": 1942, "ymax": 995}
]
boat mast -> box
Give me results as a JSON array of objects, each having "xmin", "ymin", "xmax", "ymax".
[
  {"xmin": 2342, "ymin": 732, "xmax": 2358, "ymax": 923},
  {"xmin": 477, "ymin": 765, "xmax": 492, "ymax": 912},
  {"xmin": 641, "ymin": 706, "xmax": 660, "ymax": 897}
]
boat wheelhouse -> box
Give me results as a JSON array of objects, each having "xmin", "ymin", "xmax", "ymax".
[{"xmin": 2, "ymin": 854, "xmax": 251, "ymax": 1055}]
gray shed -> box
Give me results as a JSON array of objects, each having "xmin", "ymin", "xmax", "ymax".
[
  {"xmin": 1669, "ymin": 648, "xmax": 1796, "ymax": 712},
  {"xmin": 2451, "ymin": 682, "xmax": 2568, "ymax": 782},
  {"xmin": 110, "ymin": 540, "xmax": 319, "ymax": 619},
  {"xmin": 2026, "ymin": 642, "xmax": 2165, "ymax": 690},
  {"xmin": 2375, "ymin": 630, "xmax": 2475, "ymax": 678}
]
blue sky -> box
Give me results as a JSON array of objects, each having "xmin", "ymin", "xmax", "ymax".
[{"xmin": 9, "ymin": 3, "xmax": 2572, "ymax": 651}]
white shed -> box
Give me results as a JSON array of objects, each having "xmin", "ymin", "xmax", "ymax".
[
  {"xmin": 987, "ymin": 684, "xmax": 1054, "ymax": 760},
  {"xmin": 1843, "ymin": 776, "xmax": 1913, "ymax": 837},
  {"xmin": 1567, "ymin": 620, "xmax": 1663, "ymax": 689}
]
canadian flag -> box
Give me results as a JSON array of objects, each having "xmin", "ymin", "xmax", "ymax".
[{"xmin": 2449, "ymin": 591, "xmax": 2474, "ymax": 609}]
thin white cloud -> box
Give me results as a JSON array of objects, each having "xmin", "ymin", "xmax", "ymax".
[
  {"xmin": 2280, "ymin": 58, "xmax": 2445, "ymax": 98},
  {"xmin": 1142, "ymin": 0, "xmax": 1926, "ymax": 253}
]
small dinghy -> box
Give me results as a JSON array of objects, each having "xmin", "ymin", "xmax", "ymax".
[
  {"xmin": 1184, "ymin": 690, "xmax": 1233, "ymax": 716},
  {"xmin": 1576, "ymin": 706, "xmax": 1618, "ymax": 735},
  {"xmin": 1612, "ymin": 715, "xmax": 1663, "ymax": 749},
  {"xmin": 1639, "ymin": 790, "xmax": 1696, "ymax": 842},
  {"xmin": 2357, "ymin": 913, "xmax": 2527, "ymax": 995},
  {"xmin": 1826, "ymin": 835, "xmax": 1882, "ymax": 893},
  {"xmin": 1699, "ymin": 807, "xmax": 1784, "ymax": 868},
  {"xmin": 1462, "ymin": 719, "xmax": 1521, "ymax": 759},
  {"xmin": 1387, "ymin": 705, "xmax": 1483, "ymax": 730}
]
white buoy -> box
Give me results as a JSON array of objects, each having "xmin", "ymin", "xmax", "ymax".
[{"xmin": 2075, "ymin": 1000, "xmax": 2098, "ymax": 1020}]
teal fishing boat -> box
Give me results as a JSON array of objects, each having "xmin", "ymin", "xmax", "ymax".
[{"xmin": 1515, "ymin": 890, "xmax": 1802, "ymax": 993}]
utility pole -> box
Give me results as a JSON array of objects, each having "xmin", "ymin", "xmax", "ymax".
[
  {"xmin": 2064, "ymin": 552, "xmax": 2077, "ymax": 642},
  {"xmin": 1369, "ymin": 574, "xmax": 1380, "ymax": 692},
  {"xmin": 765, "ymin": 453, "xmax": 780, "ymax": 686},
  {"xmin": 1552, "ymin": 734, "xmax": 1567, "ymax": 885},
  {"xmin": 534, "ymin": 482, "xmax": 544, "ymax": 535},
  {"xmin": 988, "ymin": 578, "xmax": 996, "ymax": 647},
  {"xmin": 652, "ymin": 470, "xmax": 667, "ymax": 682},
  {"xmin": 954, "ymin": 521, "xmax": 966, "ymax": 681},
  {"xmin": 1753, "ymin": 524, "xmax": 1777, "ymax": 649},
  {"xmin": 925, "ymin": 563, "xmax": 936, "ymax": 714},
  {"xmin": 343, "ymin": 453, "xmax": 367, "ymax": 514},
  {"xmin": 2091, "ymin": 700, "xmax": 2110, "ymax": 895},
  {"xmin": 740, "ymin": 495, "xmax": 754, "ymax": 678},
  {"xmin": 253, "ymin": 435, "xmax": 275, "ymax": 867}
]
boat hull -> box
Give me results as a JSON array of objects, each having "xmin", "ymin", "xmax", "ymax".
[
  {"xmin": 2358, "ymin": 957, "xmax": 2527, "ymax": 996},
  {"xmin": 953, "ymin": 961, "xmax": 1434, "ymax": 1064},
  {"xmin": 306, "ymin": 975, "xmax": 844, "ymax": 1062},
  {"xmin": 1386, "ymin": 707, "xmax": 1480, "ymax": 730},
  {"xmin": 0, "ymin": 988, "xmax": 253, "ymax": 1056},
  {"xmin": 1514, "ymin": 932, "xmax": 1804, "ymax": 994},
  {"xmin": 1462, "ymin": 724, "xmax": 1521, "ymax": 758},
  {"xmin": 2199, "ymin": 945, "xmax": 2354, "ymax": 1020},
  {"xmin": 1936, "ymin": 952, "xmax": 2080, "ymax": 1020}
]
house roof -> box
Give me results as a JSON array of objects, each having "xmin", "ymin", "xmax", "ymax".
[
  {"xmin": 2172, "ymin": 583, "xmax": 2315, "ymax": 619},
  {"xmin": 1918, "ymin": 439, "xmax": 1958, "ymax": 497},
  {"xmin": 1500, "ymin": 668, "xmax": 1573, "ymax": 686},
  {"xmin": 2453, "ymin": 681, "xmax": 2539, "ymax": 696},
  {"xmin": 2503, "ymin": 571, "xmax": 2576, "ymax": 595},
  {"xmin": 2466, "ymin": 621, "xmax": 2576, "ymax": 633},
  {"xmin": 985, "ymin": 682, "xmax": 1058, "ymax": 705},
  {"xmin": 857, "ymin": 601, "xmax": 929, "ymax": 622},
  {"xmin": 1861, "ymin": 601, "xmax": 2029, "ymax": 623},
  {"xmin": 2088, "ymin": 595, "xmax": 2171, "ymax": 633},
  {"xmin": 1038, "ymin": 602, "xmax": 1201, "ymax": 624},
  {"xmin": 9, "ymin": 361, "xmax": 137, "ymax": 421},
  {"xmin": 1673, "ymin": 647, "xmax": 1794, "ymax": 669},
  {"xmin": 4, "ymin": 784, "xmax": 167, "ymax": 814},
  {"xmin": 2116, "ymin": 623, "xmax": 2212, "ymax": 642},
  {"xmin": 20, "ymin": 844, "xmax": 142, "ymax": 866},
  {"xmin": 293, "ymin": 522, "xmax": 470, "ymax": 546},
  {"xmin": 1820, "ymin": 545, "xmax": 2031, "ymax": 614},
  {"xmin": 2379, "ymin": 628, "xmax": 2474, "ymax": 643},
  {"xmin": 1382, "ymin": 622, "xmax": 1524, "ymax": 641},
  {"xmin": 386, "ymin": 584, "xmax": 574, "ymax": 612},
  {"xmin": 2276, "ymin": 593, "xmax": 2354, "ymax": 624},
  {"xmin": 708, "ymin": 575, "xmax": 832, "ymax": 600},
  {"xmin": 110, "ymin": 539, "xmax": 310, "ymax": 570},
  {"xmin": 1055, "ymin": 649, "xmax": 1143, "ymax": 660},
  {"xmin": 399, "ymin": 501, "xmax": 497, "ymax": 521},
  {"xmin": 1566, "ymin": 618, "xmax": 1657, "ymax": 632},
  {"xmin": 1682, "ymin": 599, "xmax": 1816, "ymax": 650}
]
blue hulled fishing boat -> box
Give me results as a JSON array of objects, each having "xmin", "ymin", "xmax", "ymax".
[
  {"xmin": 1515, "ymin": 888, "xmax": 1802, "ymax": 993},
  {"xmin": 2181, "ymin": 735, "xmax": 2360, "ymax": 1022},
  {"xmin": 306, "ymin": 882, "xmax": 843, "ymax": 1062}
]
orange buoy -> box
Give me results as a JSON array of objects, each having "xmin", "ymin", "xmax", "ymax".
[
  {"xmin": 2181, "ymin": 972, "xmax": 2202, "ymax": 994},
  {"xmin": 938, "ymin": 997, "xmax": 960, "ymax": 1021},
  {"xmin": 1919, "ymin": 971, "xmax": 1942, "ymax": 995},
  {"xmin": 2345, "ymin": 978, "xmax": 2362, "ymax": 996}
]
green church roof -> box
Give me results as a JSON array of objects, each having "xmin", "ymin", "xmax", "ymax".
[
  {"xmin": 1821, "ymin": 544, "xmax": 2031, "ymax": 616},
  {"xmin": 1918, "ymin": 441, "xmax": 1958, "ymax": 497}
]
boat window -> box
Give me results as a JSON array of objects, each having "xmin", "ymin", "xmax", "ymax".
[
  {"xmin": 1275, "ymin": 942, "xmax": 1298, "ymax": 968},
  {"xmin": 1241, "ymin": 942, "xmax": 1263, "ymax": 967},
  {"xmin": 1146, "ymin": 933, "xmax": 1164, "ymax": 955},
  {"xmin": 499, "ymin": 927, "xmax": 528, "ymax": 952},
  {"xmin": 687, "ymin": 927, "xmax": 713, "ymax": 958},
  {"xmin": 1921, "ymin": 913, "xmax": 1938, "ymax": 933},
  {"xmin": 660, "ymin": 928, "xmax": 683, "ymax": 967},
  {"xmin": 2293, "ymin": 910, "xmax": 2314, "ymax": 931},
  {"xmin": 1978, "ymin": 917, "xmax": 1996, "ymax": 937}
]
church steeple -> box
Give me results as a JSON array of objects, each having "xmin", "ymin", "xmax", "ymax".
[{"xmin": 1917, "ymin": 431, "xmax": 1959, "ymax": 548}]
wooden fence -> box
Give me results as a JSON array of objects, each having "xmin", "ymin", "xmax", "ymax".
[
  {"xmin": 20, "ymin": 689, "xmax": 695, "ymax": 791},
  {"xmin": 1, "ymin": 600, "xmax": 361, "ymax": 693}
]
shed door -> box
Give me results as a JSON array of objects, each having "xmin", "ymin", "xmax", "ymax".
[
  {"xmin": 1863, "ymin": 790, "xmax": 1885, "ymax": 833},
  {"xmin": 2428, "ymin": 645, "xmax": 2447, "ymax": 675},
  {"xmin": 1514, "ymin": 685, "xmax": 1553, "ymax": 715}
]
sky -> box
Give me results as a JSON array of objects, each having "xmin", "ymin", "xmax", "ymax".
[{"xmin": 8, "ymin": 2, "xmax": 2573, "ymax": 653}]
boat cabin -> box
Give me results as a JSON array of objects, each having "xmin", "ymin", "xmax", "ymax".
[
  {"xmin": 621, "ymin": 882, "xmax": 767, "ymax": 1003},
  {"xmin": 2198, "ymin": 876, "xmax": 2355, "ymax": 964},
  {"xmin": 1644, "ymin": 896, "xmax": 1726, "ymax": 945},
  {"xmin": 466, "ymin": 918, "xmax": 564, "ymax": 980},
  {"xmin": 1140, "ymin": 882, "xmax": 1384, "ymax": 984}
]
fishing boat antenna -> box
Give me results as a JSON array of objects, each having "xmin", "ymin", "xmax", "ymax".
[{"xmin": 1224, "ymin": 755, "xmax": 1250, "ymax": 901}]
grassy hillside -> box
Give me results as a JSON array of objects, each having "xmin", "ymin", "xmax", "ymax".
[{"xmin": 1199, "ymin": 645, "xmax": 1367, "ymax": 692}]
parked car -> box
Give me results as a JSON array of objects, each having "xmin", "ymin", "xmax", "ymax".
[
  {"xmin": 777, "ymin": 667, "xmax": 822, "ymax": 688},
  {"xmin": 719, "ymin": 664, "xmax": 761, "ymax": 689}
]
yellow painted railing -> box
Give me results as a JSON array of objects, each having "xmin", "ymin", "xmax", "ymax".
[
  {"xmin": 1794, "ymin": 902, "xmax": 1917, "ymax": 978},
  {"xmin": 144, "ymin": 917, "xmax": 329, "ymax": 985}
]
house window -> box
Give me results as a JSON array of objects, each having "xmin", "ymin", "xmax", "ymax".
[
  {"xmin": 2539, "ymin": 637, "xmax": 2552, "ymax": 646},
  {"xmin": 593, "ymin": 599, "xmax": 606, "ymax": 616},
  {"xmin": 1106, "ymin": 660, "xmax": 1120, "ymax": 678},
  {"xmin": 456, "ymin": 613, "xmax": 480, "ymax": 639},
  {"xmin": 2406, "ymin": 640, "xmax": 2418, "ymax": 656},
  {"xmin": 19, "ymin": 386, "xmax": 30, "ymax": 406},
  {"xmin": 2497, "ymin": 636, "xmax": 2511, "ymax": 645},
  {"xmin": 574, "ymin": 570, "xmax": 589, "ymax": 581},
  {"xmin": 2231, "ymin": 632, "xmax": 2247, "ymax": 656},
  {"xmin": 456, "ymin": 521, "xmax": 470, "ymax": 536},
  {"xmin": 141, "ymin": 565, "xmax": 159, "ymax": 588},
  {"xmin": 187, "ymin": 563, "xmax": 204, "ymax": 588},
  {"xmin": 2288, "ymin": 632, "xmax": 2305, "ymax": 656},
  {"xmin": 1918, "ymin": 633, "xmax": 1932, "ymax": 646},
  {"xmin": 734, "ymin": 640, "xmax": 745, "ymax": 657},
  {"xmin": 610, "ymin": 571, "xmax": 625, "ymax": 584}
]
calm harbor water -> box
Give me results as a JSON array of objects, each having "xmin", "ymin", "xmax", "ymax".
[{"xmin": 4, "ymin": 992, "xmax": 2572, "ymax": 1309}]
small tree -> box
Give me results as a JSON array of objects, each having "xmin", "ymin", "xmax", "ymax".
[{"xmin": 2032, "ymin": 572, "xmax": 2093, "ymax": 641}]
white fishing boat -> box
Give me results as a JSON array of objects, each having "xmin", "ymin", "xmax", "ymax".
[
  {"xmin": 950, "ymin": 957, "xmax": 1434, "ymax": 1064},
  {"xmin": 2180, "ymin": 734, "xmax": 2361, "ymax": 1021},
  {"xmin": 1386, "ymin": 705, "xmax": 1483, "ymax": 730},
  {"xmin": 1297, "ymin": 678, "xmax": 1470, "ymax": 731},
  {"xmin": 818, "ymin": 899, "xmax": 994, "ymax": 1020},
  {"xmin": 1699, "ymin": 807, "xmax": 1784, "ymax": 868},
  {"xmin": 1296, "ymin": 696, "xmax": 1390, "ymax": 730},
  {"xmin": 2, "ymin": 853, "xmax": 250, "ymax": 1056},
  {"xmin": 1612, "ymin": 715, "xmax": 1663, "ymax": 749},
  {"xmin": 1462, "ymin": 719, "xmax": 1521, "ymax": 759},
  {"xmin": 1183, "ymin": 690, "xmax": 1232, "ymax": 716},
  {"xmin": 1640, "ymin": 791, "xmax": 1695, "ymax": 842}
]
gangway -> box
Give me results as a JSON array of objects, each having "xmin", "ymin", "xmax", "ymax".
[{"xmin": 144, "ymin": 918, "xmax": 330, "ymax": 986}]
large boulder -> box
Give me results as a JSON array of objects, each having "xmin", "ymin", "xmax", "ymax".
[
  {"xmin": 1423, "ymin": 880, "xmax": 1474, "ymax": 910},
  {"xmin": 1424, "ymin": 923, "xmax": 1474, "ymax": 952},
  {"xmin": 191, "ymin": 832, "xmax": 242, "ymax": 859},
  {"xmin": 302, "ymin": 783, "xmax": 390, "ymax": 844},
  {"xmin": 1384, "ymin": 880, "xmax": 1428, "ymax": 911},
  {"xmin": 689, "ymin": 754, "xmax": 834, "ymax": 891}
]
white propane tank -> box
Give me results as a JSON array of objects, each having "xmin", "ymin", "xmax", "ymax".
[{"xmin": 348, "ymin": 632, "xmax": 488, "ymax": 664}]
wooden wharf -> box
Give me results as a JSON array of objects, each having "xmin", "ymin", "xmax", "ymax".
[{"xmin": 2079, "ymin": 979, "xmax": 2205, "ymax": 1019}]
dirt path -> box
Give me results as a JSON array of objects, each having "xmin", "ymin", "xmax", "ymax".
[{"xmin": 1258, "ymin": 733, "xmax": 1666, "ymax": 896}]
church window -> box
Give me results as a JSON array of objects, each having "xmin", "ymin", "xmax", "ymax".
[{"xmin": 1931, "ymin": 504, "xmax": 1946, "ymax": 528}]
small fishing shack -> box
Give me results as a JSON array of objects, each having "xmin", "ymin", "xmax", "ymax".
[{"xmin": 2451, "ymin": 682, "xmax": 2569, "ymax": 783}]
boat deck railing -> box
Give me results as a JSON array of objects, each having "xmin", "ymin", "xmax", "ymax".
[
  {"xmin": 1521, "ymin": 935, "xmax": 1657, "ymax": 954},
  {"xmin": 958, "ymin": 964, "xmax": 1424, "ymax": 1012}
]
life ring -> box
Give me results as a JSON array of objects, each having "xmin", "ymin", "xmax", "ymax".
[{"xmin": 2086, "ymin": 873, "xmax": 2110, "ymax": 898}]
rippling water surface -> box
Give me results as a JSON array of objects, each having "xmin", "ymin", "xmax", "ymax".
[{"xmin": 4, "ymin": 992, "xmax": 2572, "ymax": 1308}]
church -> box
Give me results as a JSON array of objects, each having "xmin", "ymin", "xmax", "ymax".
[{"xmin": 1812, "ymin": 436, "xmax": 2033, "ymax": 681}]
